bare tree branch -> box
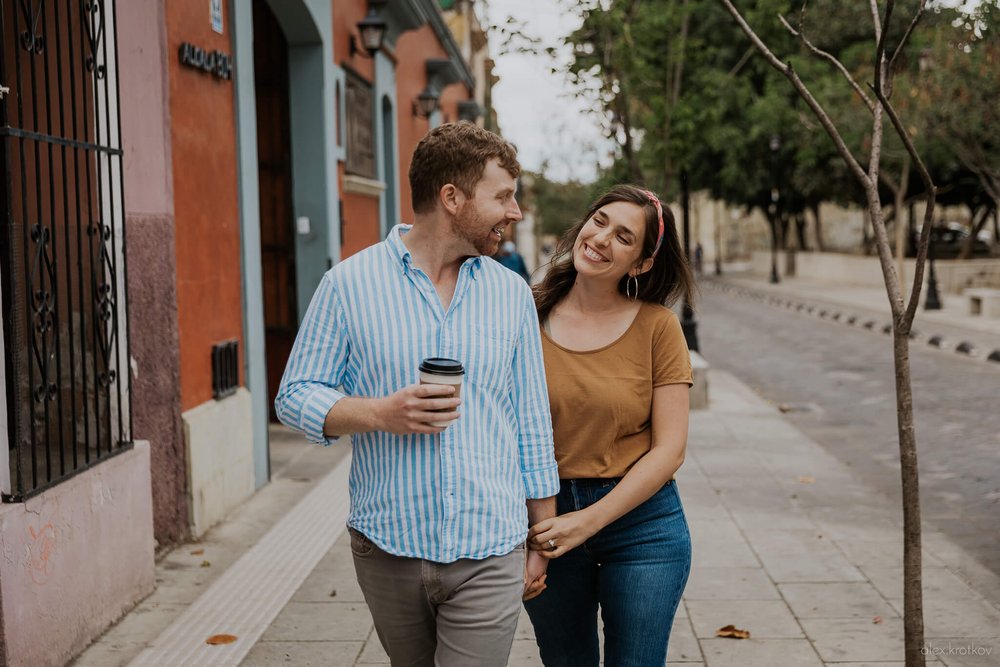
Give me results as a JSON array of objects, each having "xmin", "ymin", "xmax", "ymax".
[
  {"xmin": 870, "ymin": 0, "xmax": 883, "ymax": 42},
  {"xmin": 779, "ymin": 13, "xmax": 876, "ymax": 112},
  {"xmin": 727, "ymin": 46, "xmax": 755, "ymax": 76},
  {"xmin": 888, "ymin": 0, "xmax": 928, "ymax": 77},
  {"xmin": 871, "ymin": 83, "xmax": 936, "ymax": 329},
  {"xmin": 717, "ymin": 0, "xmax": 871, "ymax": 189}
]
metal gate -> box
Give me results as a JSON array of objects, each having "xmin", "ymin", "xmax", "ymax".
[{"xmin": 0, "ymin": 0, "xmax": 131, "ymax": 501}]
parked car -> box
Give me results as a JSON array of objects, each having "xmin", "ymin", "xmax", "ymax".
[{"xmin": 924, "ymin": 222, "xmax": 993, "ymax": 258}]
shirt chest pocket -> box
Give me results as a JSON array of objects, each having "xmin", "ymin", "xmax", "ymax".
[{"xmin": 465, "ymin": 324, "xmax": 517, "ymax": 390}]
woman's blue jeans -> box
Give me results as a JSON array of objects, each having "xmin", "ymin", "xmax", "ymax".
[{"xmin": 524, "ymin": 478, "xmax": 691, "ymax": 667}]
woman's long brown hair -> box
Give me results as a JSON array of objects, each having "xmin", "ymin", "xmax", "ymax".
[{"xmin": 533, "ymin": 184, "xmax": 695, "ymax": 323}]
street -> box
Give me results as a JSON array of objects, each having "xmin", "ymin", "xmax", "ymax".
[{"xmin": 697, "ymin": 279, "xmax": 1000, "ymax": 581}]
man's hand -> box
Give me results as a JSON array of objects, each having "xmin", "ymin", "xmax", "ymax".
[
  {"xmin": 373, "ymin": 383, "xmax": 461, "ymax": 435},
  {"xmin": 522, "ymin": 549, "xmax": 549, "ymax": 601}
]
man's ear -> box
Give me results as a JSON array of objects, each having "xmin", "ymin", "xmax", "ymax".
[
  {"xmin": 439, "ymin": 184, "xmax": 465, "ymax": 216},
  {"xmin": 634, "ymin": 257, "xmax": 654, "ymax": 276}
]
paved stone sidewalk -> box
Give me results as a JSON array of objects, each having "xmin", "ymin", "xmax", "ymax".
[
  {"xmin": 241, "ymin": 370, "xmax": 1000, "ymax": 666},
  {"xmin": 75, "ymin": 371, "xmax": 1000, "ymax": 666}
]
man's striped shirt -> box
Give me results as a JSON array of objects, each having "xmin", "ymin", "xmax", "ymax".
[{"xmin": 275, "ymin": 225, "xmax": 560, "ymax": 563}]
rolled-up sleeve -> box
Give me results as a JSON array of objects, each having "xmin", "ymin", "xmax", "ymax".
[
  {"xmin": 274, "ymin": 273, "xmax": 349, "ymax": 445},
  {"xmin": 511, "ymin": 289, "xmax": 560, "ymax": 499}
]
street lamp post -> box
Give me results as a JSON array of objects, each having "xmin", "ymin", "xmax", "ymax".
[{"xmin": 681, "ymin": 171, "xmax": 700, "ymax": 353}]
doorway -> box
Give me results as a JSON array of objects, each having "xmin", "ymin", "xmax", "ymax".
[{"xmin": 253, "ymin": 0, "xmax": 296, "ymax": 420}]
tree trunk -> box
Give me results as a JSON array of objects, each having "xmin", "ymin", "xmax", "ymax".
[
  {"xmin": 957, "ymin": 206, "xmax": 990, "ymax": 260},
  {"xmin": 795, "ymin": 213, "xmax": 808, "ymax": 250},
  {"xmin": 892, "ymin": 328, "xmax": 926, "ymax": 667},
  {"xmin": 811, "ymin": 202, "xmax": 826, "ymax": 251},
  {"xmin": 895, "ymin": 156, "xmax": 911, "ymax": 286}
]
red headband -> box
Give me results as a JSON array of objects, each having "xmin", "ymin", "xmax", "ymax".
[{"xmin": 641, "ymin": 190, "xmax": 665, "ymax": 258}]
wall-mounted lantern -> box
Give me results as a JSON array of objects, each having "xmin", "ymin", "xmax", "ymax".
[
  {"xmin": 350, "ymin": 1, "xmax": 388, "ymax": 58},
  {"xmin": 414, "ymin": 85, "xmax": 440, "ymax": 118}
]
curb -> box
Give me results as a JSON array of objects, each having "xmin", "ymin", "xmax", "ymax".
[{"xmin": 707, "ymin": 280, "xmax": 1000, "ymax": 365}]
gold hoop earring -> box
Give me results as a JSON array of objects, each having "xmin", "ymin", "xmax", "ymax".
[{"xmin": 626, "ymin": 274, "xmax": 639, "ymax": 301}]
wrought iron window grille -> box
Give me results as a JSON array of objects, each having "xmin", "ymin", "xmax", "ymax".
[{"xmin": 1, "ymin": 0, "xmax": 133, "ymax": 502}]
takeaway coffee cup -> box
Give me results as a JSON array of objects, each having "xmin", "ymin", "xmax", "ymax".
[{"xmin": 418, "ymin": 357, "xmax": 464, "ymax": 427}]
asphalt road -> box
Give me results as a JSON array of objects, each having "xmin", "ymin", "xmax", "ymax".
[{"xmin": 695, "ymin": 280, "xmax": 1000, "ymax": 579}]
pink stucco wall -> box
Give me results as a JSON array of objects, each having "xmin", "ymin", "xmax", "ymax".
[
  {"xmin": 0, "ymin": 442, "xmax": 154, "ymax": 667},
  {"xmin": 117, "ymin": 0, "xmax": 190, "ymax": 547}
]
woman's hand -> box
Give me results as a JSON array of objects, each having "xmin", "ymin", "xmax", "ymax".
[{"xmin": 527, "ymin": 510, "xmax": 599, "ymax": 559}]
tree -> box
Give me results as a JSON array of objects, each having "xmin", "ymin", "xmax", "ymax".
[
  {"xmin": 527, "ymin": 171, "xmax": 595, "ymax": 237},
  {"xmin": 923, "ymin": 0, "xmax": 1000, "ymax": 255},
  {"xmin": 717, "ymin": 2, "xmax": 936, "ymax": 665}
]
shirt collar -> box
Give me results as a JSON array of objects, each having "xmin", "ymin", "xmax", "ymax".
[{"xmin": 385, "ymin": 224, "xmax": 483, "ymax": 278}]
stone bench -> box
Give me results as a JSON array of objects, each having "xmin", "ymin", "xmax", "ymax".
[{"xmin": 965, "ymin": 288, "xmax": 1000, "ymax": 318}]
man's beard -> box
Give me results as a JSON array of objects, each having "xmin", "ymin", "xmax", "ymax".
[{"xmin": 452, "ymin": 203, "xmax": 501, "ymax": 256}]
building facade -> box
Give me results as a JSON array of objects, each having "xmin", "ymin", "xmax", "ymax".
[{"xmin": 0, "ymin": 0, "xmax": 491, "ymax": 664}]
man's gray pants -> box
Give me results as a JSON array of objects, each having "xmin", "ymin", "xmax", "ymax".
[{"xmin": 350, "ymin": 528, "xmax": 525, "ymax": 667}]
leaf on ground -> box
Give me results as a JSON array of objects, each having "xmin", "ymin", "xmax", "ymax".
[
  {"xmin": 205, "ymin": 634, "xmax": 237, "ymax": 645},
  {"xmin": 873, "ymin": 615, "xmax": 883, "ymax": 624},
  {"xmin": 778, "ymin": 403, "xmax": 793, "ymax": 413},
  {"xmin": 329, "ymin": 589, "xmax": 338, "ymax": 597},
  {"xmin": 190, "ymin": 549, "xmax": 205, "ymax": 556},
  {"xmin": 716, "ymin": 624, "xmax": 751, "ymax": 639},
  {"xmin": 797, "ymin": 476, "xmax": 816, "ymax": 484},
  {"xmin": 200, "ymin": 560, "xmax": 211, "ymax": 568}
]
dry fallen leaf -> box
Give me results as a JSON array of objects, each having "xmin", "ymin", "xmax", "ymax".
[
  {"xmin": 778, "ymin": 403, "xmax": 792, "ymax": 413},
  {"xmin": 716, "ymin": 624, "xmax": 751, "ymax": 639},
  {"xmin": 200, "ymin": 560, "xmax": 212, "ymax": 568},
  {"xmin": 797, "ymin": 476, "xmax": 816, "ymax": 484},
  {"xmin": 205, "ymin": 634, "xmax": 237, "ymax": 645},
  {"xmin": 873, "ymin": 615, "xmax": 883, "ymax": 624},
  {"xmin": 190, "ymin": 549, "xmax": 205, "ymax": 556}
]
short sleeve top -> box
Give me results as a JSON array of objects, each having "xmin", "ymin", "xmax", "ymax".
[{"xmin": 542, "ymin": 302, "xmax": 692, "ymax": 479}]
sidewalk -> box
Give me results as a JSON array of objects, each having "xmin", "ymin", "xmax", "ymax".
[
  {"xmin": 73, "ymin": 372, "xmax": 1000, "ymax": 667},
  {"xmin": 714, "ymin": 271, "xmax": 1000, "ymax": 361}
]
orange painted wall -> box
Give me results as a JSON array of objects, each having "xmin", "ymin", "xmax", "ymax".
[
  {"xmin": 334, "ymin": 0, "xmax": 382, "ymax": 258},
  {"xmin": 395, "ymin": 26, "xmax": 471, "ymax": 224},
  {"xmin": 165, "ymin": 1, "xmax": 244, "ymax": 410},
  {"xmin": 340, "ymin": 190, "xmax": 381, "ymax": 258}
]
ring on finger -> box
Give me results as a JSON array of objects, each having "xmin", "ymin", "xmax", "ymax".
[{"xmin": 547, "ymin": 538, "xmax": 557, "ymax": 550}]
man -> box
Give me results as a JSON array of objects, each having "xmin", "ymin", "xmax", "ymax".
[
  {"xmin": 275, "ymin": 122, "xmax": 559, "ymax": 666},
  {"xmin": 494, "ymin": 240, "xmax": 531, "ymax": 282}
]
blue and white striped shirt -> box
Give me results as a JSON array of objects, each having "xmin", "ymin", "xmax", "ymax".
[{"xmin": 275, "ymin": 225, "xmax": 560, "ymax": 563}]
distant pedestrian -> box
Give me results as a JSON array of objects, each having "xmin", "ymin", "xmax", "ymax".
[
  {"xmin": 275, "ymin": 122, "xmax": 559, "ymax": 666},
  {"xmin": 524, "ymin": 184, "xmax": 695, "ymax": 667},
  {"xmin": 694, "ymin": 241, "xmax": 704, "ymax": 275},
  {"xmin": 495, "ymin": 240, "xmax": 531, "ymax": 281}
]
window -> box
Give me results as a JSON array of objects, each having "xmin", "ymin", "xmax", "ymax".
[
  {"xmin": 1, "ymin": 0, "xmax": 132, "ymax": 500},
  {"xmin": 344, "ymin": 69, "xmax": 375, "ymax": 179}
]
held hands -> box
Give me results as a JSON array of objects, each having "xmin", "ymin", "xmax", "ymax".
[
  {"xmin": 528, "ymin": 510, "xmax": 598, "ymax": 559},
  {"xmin": 522, "ymin": 549, "xmax": 549, "ymax": 601},
  {"xmin": 374, "ymin": 383, "xmax": 461, "ymax": 435}
]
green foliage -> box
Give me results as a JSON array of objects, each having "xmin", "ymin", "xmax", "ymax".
[
  {"xmin": 557, "ymin": 0, "xmax": 995, "ymax": 225},
  {"xmin": 526, "ymin": 172, "xmax": 596, "ymax": 237}
]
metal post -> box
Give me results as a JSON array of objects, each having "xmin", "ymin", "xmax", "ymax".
[
  {"xmin": 924, "ymin": 240, "xmax": 942, "ymax": 310},
  {"xmin": 681, "ymin": 171, "xmax": 700, "ymax": 352}
]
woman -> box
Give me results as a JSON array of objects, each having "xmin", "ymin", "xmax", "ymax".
[{"xmin": 524, "ymin": 185, "xmax": 695, "ymax": 666}]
